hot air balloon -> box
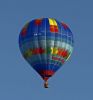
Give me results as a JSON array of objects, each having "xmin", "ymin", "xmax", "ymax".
[{"xmin": 19, "ymin": 18, "xmax": 74, "ymax": 88}]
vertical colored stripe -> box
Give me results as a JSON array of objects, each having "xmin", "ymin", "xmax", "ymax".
[{"xmin": 49, "ymin": 18, "xmax": 58, "ymax": 33}]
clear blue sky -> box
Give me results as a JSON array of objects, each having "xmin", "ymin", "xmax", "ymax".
[{"xmin": 0, "ymin": 0, "xmax": 93, "ymax": 100}]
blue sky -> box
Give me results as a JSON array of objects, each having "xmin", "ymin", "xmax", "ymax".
[{"xmin": 0, "ymin": 0, "xmax": 93, "ymax": 100}]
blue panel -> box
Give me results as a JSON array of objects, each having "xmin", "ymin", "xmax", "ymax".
[
  {"xmin": 27, "ymin": 20, "xmax": 37, "ymax": 36},
  {"xmin": 38, "ymin": 18, "xmax": 46, "ymax": 36},
  {"xmin": 31, "ymin": 63, "xmax": 61, "ymax": 73},
  {"xmin": 56, "ymin": 20, "xmax": 61, "ymax": 34},
  {"xmin": 62, "ymin": 35, "xmax": 67, "ymax": 43}
]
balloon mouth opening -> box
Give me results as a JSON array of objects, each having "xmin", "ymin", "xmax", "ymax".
[
  {"xmin": 39, "ymin": 70, "xmax": 55, "ymax": 81},
  {"xmin": 43, "ymin": 77, "xmax": 49, "ymax": 81}
]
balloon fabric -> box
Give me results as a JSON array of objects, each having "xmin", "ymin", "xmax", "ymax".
[{"xmin": 19, "ymin": 18, "xmax": 74, "ymax": 88}]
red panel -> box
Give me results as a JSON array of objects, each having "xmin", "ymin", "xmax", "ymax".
[
  {"xmin": 35, "ymin": 19, "xmax": 42, "ymax": 25},
  {"xmin": 40, "ymin": 70, "xmax": 55, "ymax": 76},
  {"xmin": 57, "ymin": 48, "xmax": 62, "ymax": 56},
  {"xmin": 50, "ymin": 25, "xmax": 58, "ymax": 33},
  {"xmin": 57, "ymin": 48, "xmax": 69, "ymax": 58},
  {"xmin": 21, "ymin": 28, "xmax": 27, "ymax": 36},
  {"xmin": 54, "ymin": 26, "xmax": 58, "ymax": 32},
  {"xmin": 32, "ymin": 48, "xmax": 45, "ymax": 54},
  {"xmin": 62, "ymin": 22, "xmax": 68, "ymax": 29},
  {"xmin": 50, "ymin": 25, "xmax": 55, "ymax": 32},
  {"xmin": 57, "ymin": 48, "xmax": 64, "ymax": 56},
  {"xmin": 61, "ymin": 50, "xmax": 68, "ymax": 57}
]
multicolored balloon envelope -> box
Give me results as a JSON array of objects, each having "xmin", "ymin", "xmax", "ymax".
[{"xmin": 19, "ymin": 18, "xmax": 74, "ymax": 88}]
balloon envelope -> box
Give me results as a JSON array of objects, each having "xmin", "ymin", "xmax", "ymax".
[{"xmin": 19, "ymin": 18, "xmax": 74, "ymax": 82}]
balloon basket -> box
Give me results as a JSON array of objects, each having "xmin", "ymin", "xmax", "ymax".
[{"xmin": 44, "ymin": 81, "xmax": 48, "ymax": 88}]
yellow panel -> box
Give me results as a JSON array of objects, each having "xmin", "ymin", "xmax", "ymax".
[
  {"xmin": 49, "ymin": 18, "xmax": 54, "ymax": 25},
  {"xmin": 51, "ymin": 47, "xmax": 58, "ymax": 55},
  {"xmin": 53, "ymin": 19, "xmax": 57, "ymax": 26}
]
